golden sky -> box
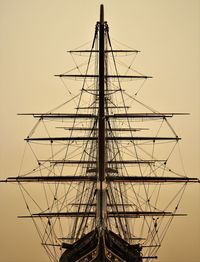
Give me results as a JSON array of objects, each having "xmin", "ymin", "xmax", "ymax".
[{"xmin": 0, "ymin": 0, "xmax": 199, "ymax": 261}]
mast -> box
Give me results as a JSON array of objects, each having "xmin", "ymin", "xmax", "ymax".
[{"xmin": 97, "ymin": 4, "xmax": 106, "ymax": 228}]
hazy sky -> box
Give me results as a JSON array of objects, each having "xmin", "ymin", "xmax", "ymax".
[{"xmin": 0, "ymin": 0, "xmax": 200, "ymax": 261}]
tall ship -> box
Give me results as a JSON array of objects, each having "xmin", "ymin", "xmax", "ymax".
[{"xmin": 2, "ymin": 5, "xmax": 199, "ymax": 262}]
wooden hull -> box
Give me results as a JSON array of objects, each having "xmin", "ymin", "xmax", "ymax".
[{"xmin": 60, "ymin": 228, "xmax": 142, "ymax": 262}]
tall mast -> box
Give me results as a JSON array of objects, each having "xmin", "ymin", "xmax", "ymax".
[{"xmin": 97, "ymin": 4, "xmax": 106, "ymax": 228}]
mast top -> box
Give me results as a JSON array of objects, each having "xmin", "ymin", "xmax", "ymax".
[{"xmin": 100, "ymin": 4, "xmax": 104, "ymax": 24}]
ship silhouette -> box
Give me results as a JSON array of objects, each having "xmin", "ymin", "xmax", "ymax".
[{"xmin": 2, "ymin": 4, "xmax": 199, "ymax": 262}]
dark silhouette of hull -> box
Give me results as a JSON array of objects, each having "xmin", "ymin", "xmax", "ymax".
[{"xmin": 60, "ymin": 228, "xmax": 142, "ymax": 262}]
